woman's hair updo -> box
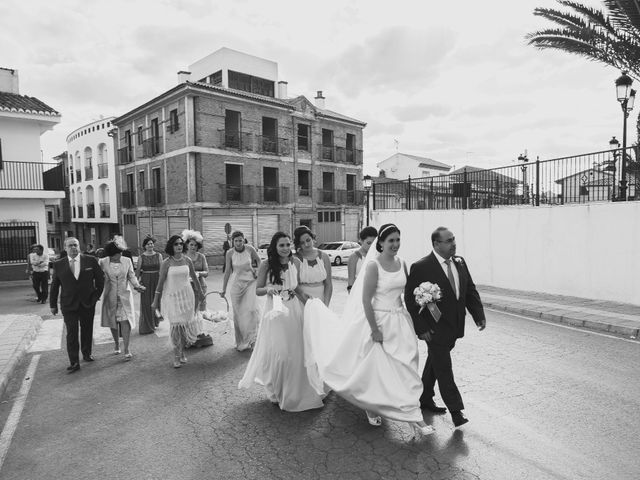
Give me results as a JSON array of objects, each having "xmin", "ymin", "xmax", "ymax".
[{"xmin": 375, "ymin": 223, "xmax": 400, "ymax": 252}]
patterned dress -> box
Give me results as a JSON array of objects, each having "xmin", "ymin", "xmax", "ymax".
[
  {"xmin": 138, "ymin": 252, "xmax": 161, "ymax": 333},
  {"xmin": 161, "ymin": 264, "xmax": 200, "ymax": 347}
]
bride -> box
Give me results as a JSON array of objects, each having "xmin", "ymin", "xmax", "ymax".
[{"xmin": 304, "ymin": 223, "xmax": 435, "ymax": 436}]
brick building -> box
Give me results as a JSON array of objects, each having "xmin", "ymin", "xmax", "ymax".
[{"xmin": 113, "ymin": 48, "xmax": 366, "ymax": 262}]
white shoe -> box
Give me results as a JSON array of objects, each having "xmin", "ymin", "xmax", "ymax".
[
  {"xmin": 366, "ymin": 411, "xmax": 382, "ymax": 427},
  {"xmin": 411, "ymin": 422, "xmax": 436, "ymax": 437}
]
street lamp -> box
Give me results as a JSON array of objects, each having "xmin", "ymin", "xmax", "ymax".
[
  {"xmin": 615, "ymin": 72, "xmax": 636, "ymax": 201},
  {"xmin": 607, "ymin": 136, "xmax": 620, "ymax": 198},
  {"xmin": 363, "ymin": 174, "xmax": 372, "ymax": 226},
  {"xmin": 517, "ymin": 152, "xmax": 529, "ymax": 204}
]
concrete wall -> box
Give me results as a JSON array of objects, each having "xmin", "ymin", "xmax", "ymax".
[{"xmin": 373, "ymin": 202, "xmax": 640, "ymax": 305}]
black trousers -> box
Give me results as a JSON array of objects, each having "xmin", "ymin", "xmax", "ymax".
[
  {"xmin": 420, "ymin": 340, "xmax": 464, "ymax": 412},
  {"xmin": 63, "ymin": 305, "xmax": 95, "ymax": 364},
  {"xmin": 32, "ymin": 271, "xmax": 49, "ymax": 301}
]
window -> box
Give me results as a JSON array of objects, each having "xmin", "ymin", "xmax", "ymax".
[
  {"xmin": 297, "ymin": 124, "xmax": 310, "ymax": 151},
  {"xmin": 168, "ymin": 109, "xmax": 179, "ymax": 133},
  {"xmin": 322, "ymin": 129, "xmax": 334, "ymax": 160},
  {"xmin": 138, "ymin": 171, "xmax": 145, "ymax": 191},
  {"xmin": 137, "ymin": 126, "xmax": 143, "ymax": 145},
  {"xmin": 298, "ymin": 170, "xmax": 310, "ymax": 196},
  {"xmin": 261, "ymin": 117, "xmax": 278, "ymax": 153},
  {"xmin": 346, "ymin": 133, "xmax": 356, "ymax": 163},
  {"xmin": 208, "ymin": 70, "xmax": 222, "ymax": 85},
  {"xmin": 228, "ymin": 70, "xmax": 275, "ymax": 97},
  {"xmin": 0, "ymin": 222, "xmax": 37, "ymax": 263},
  {"xmin": 0, "ymin": 138, "xmax": 3, "ymax": 169},
  {"xmin": 47, "ymin": 211, "xmax": 53, "ymax": 224},
  {"xmin": 123, "ymin": 214, "xmax": 136, "ymax": 225}
]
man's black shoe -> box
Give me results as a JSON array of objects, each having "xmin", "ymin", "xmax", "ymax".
[
  {"xmin": 82, "ymin": 355, "xmax": 95, "ymax": 362},
  {"xmin": 67, "ymin": 363, "xmax": 80, "ymax": 373},
  {"xmin": 451, "ymin": 411, "xmax": 469, "ymax": 427},
  {"xmin": 421, "ymin": 400, "xmax": 447, "ymax": 414}
]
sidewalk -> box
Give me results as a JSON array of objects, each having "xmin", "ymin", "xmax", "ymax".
[
  {"xmin": 0, "ymin": 314, "xmax": 42, "ymax": 398},
  {"xmin": 331, "ymin": 269, "xmax": 640, "ymax": 339}
]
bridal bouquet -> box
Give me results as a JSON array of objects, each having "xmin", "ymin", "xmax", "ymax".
[{"xmin": 413, "ymin": 282, "xmax": 443, "ymax": 322}]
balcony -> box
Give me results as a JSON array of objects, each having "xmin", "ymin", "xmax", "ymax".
[
  {"xmin": 76, "ymin": 206, "xmax": 84, "ymax": 218},
  {"xmin": 336, "ymin": 147, "xmax": 364, "ymax": 165},
  {"xmin": 117, "ymin": 147, "xmax": 132, "ymax": 165},
  {"xmin": 87, "ymin": 203, "xmax": 95, "ymax": 218},
  {"xmin": 75, "ymin": 169, "xmax": 82, "ymax": 182},
  {"xmin": 84, "ymin": 167, "xmax": 93, "ymax": 181},
  {"xmin": 317, "ymin": 188, "xmax": 336, "ymax": 204},
  {"xmin": 100, "ymin": 203, "xmax": 110, "ymax": 218},
  {"xmin": 320, "ymin": 144, "xmax": 334, "ymax": 161},
  {"xmin": 256, "ymin": 135, "xmax": 291, "ymax": 156},
  {"xmin": 219, "ymin": 184, "xmax": 254, "ymax": 203},
  {"xmin": 142, "ymin": 137, "xmax": 162, "ymax": 157},
  {"xmin": 341, "ymin": 190, "xmax": 364, "ymax": 205},
  {"xmin": 256, "ymin": 185, "xmax": 290, "ymax": 204},
  {"xmin": 144, "ymin": 188, "xmax": 165, "ymax": 207},
  {"xmin": 97, "ymin": 163, "xmax": 108, "ymax": 179},
  {"xmin": 0, "ymin": 161, "xmax": 64, "ymax": 191},
  {"xmin": 218, "ymin": 129, "xmax": 253, "ymax": 151},
  {"xmin": 120, "ymin": 191, "xmax": 135, "ymax": 208}
]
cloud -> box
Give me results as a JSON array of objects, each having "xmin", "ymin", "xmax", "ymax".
[{"xmin": 392, "ymin": 104, "xmax": 452, "ymax": 122}]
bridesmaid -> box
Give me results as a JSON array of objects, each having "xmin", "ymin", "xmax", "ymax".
[
  {"xmin": 182, "ymin": 230, "xmax": 209, "ymax": 310},
  {"xmin": 293, "ymin": 226, "xmax": 332, "ymax": 306},
  {"xmin": 221, "ymin": 231, "xmax": 261, "ymax": 351},
  {"xmin": 136, "ymin": 235, "xmax": 162, "ymax": 334},
  {"xmin": 100, "ymin": 240, "xmax": 145, "ymax": 360},
  {"xmin": 347, "ymin": 226, "xmax": 378, "ymax": 293}
]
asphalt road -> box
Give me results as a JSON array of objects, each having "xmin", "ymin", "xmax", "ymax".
[{"xmin": 0, "ymin": 270, "xmax": 638, "ymax": 480}]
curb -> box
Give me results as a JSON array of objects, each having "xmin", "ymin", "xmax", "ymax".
[
  {"xmin": 0, "ymin": 315, "xmax": 43, "ymax": 399},
  {"xmin": 484, "ymin": 301, "xmax": 640, "ymax": 339}
]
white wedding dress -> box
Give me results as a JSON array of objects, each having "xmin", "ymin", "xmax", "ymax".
[{"xmin": 304, "ymin": 256, "xmax": 424, "ymax": 422}]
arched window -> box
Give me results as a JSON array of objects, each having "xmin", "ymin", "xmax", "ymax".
[
  {"xmin": 86, "ymin": 186, "xmax": 95, "ymax": 218},
  {"xmin": 99, "ymin": 184, "xmax": 110, "ymax": 218},
  {"xmin": 84, "ymin": 147, "xmax": 93, "ymax": 181}
]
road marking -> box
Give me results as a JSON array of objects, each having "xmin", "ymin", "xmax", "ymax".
[
  {"xmin": 0, "ymin": 354, "xmax": 40, "ymax": 469},
  {"xmin": 27, "ymin": 319, "xmax": 63, "ymax": 353},
  {"xmin": 488, "ymin": 308, "xmax": 640, "ymax": 344}
]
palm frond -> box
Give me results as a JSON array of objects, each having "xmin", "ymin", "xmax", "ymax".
[
  {"xmin": 533, "ymin": 7, "xmax": 589, "ymax": 30},
  {"xmin": 603, "ymin": 0, "xmax": 640, "ymax": 34}
]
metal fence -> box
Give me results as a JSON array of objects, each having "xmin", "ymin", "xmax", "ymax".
[
  {"xmin": 0, "ymin": 221, "xmax": 37, "ymax": 264},
  {"xmin": 373, "ymin": 147, "xmax": 640, "ymax": 210}
]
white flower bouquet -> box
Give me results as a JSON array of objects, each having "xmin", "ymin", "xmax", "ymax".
[
  {"xmin": 202, "ymin": 310, "xmax": 228, "ymax": 323},
  {"xmin": 413, "ymin": 282, "xmax": 443, "ymax": 322}
]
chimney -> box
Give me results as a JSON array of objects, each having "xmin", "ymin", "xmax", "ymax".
[
  {"xmin": 277, "ymin": 81, "xmax": 288, "ymax": 99},
  {"xmin": 0, "ymin": 67, "xmax": 19, "ymax": 94},
  {"xmin": 314, "ymin": 90, "xmax": 325, "ymax": 109},
  {"xmin": 177, "ymin": 70, "xmax": 191, "ymax": 83}
]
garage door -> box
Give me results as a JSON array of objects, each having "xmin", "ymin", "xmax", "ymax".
[
  {"xmin": 152, "ymin": 217, "xmax": 168, "ymax": 249},
  {"xmin": 168, "ymin": 216, "xmax": 189, "ymax": 237},
  {"xmin": 344, "ymin": 212, "xmax": 359, "ymax": 242},
  {"xmin": 138, "ymin": 215, "xmax": 151, "ymax": 246},
  {"xmin": 256, "ymin": 214, "xmax": 278, "ymax": 246},
  {"xmin": 202, "ymin": 216, "xmax": 253, "ymax": 256}
]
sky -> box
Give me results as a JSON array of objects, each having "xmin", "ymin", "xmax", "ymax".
[{"xmin": 0, "ymin": 0, "xmax": 626, "ymax": 174}]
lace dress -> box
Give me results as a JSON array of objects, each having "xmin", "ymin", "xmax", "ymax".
[
  {"xmin": 229, "ymin": 248, "xmax": 259, "ymax": 351},
  {"xmin": 161, "ymin": 264, "xmax": 200, "ymax": 347},
  {"xmin": 303, "ymin": 258, "xmax": 424, "ymax": 422},
  {"xmin": 239, "ymin": 262, "xmax": 325, "ymax": 412}
]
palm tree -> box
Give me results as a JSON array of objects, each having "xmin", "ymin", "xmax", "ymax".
[{"xmin": 526, "ymin": 0, "xmax": 640, "ymax": 139}]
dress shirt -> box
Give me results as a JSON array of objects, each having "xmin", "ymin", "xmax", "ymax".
[
  {"xmin": 29, "ymin": 252, "xmax": 50, "ymax": 272},
  {"xmin": 433, "ymin": 250, "xmax": 459, "ymax": 300},
  {"xmin": 68, "ymin": 255, "xmax": 80, "ymax": 280}
]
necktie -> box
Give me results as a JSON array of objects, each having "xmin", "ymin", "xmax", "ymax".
[
  {"xmin": 444, "ymin": 259, "xmax": 457, "ymax": 298},
  {"xmin": 70, "ymin": 258, "xmax": 76, "ymax": 277}
]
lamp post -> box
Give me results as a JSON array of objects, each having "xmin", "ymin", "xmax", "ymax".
[
  {"xmin": 517, "ymin": 152, "xmax": 529, "ymax": 204},
  {"xmin": 615, "ymin": 72, "xmax": 636, "ymax": 201},
  {"xmin": 608, "ymin": 136, "xmax": 620, "ymax": 199},
  {"xmin": 363, "ymin": 174, "xmax": 372, "ymax": 226}
]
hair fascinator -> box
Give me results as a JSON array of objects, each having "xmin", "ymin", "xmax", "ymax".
[
  {"xmin": 181, "ymin": 229, "xmax": 203, "ymax": 244},
  {"xmin": 112, "ymin": 235, "xmax": 128, "ymax": 251}
]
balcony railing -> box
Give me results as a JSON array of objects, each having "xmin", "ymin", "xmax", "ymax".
[
  {"xmin": 120, "ymin": 191, "xmax": 135, "ymax": 208},
  {"xmin": 144, "ymin": 188, "xmax": 165, "ymax": 206},
  {"xmin": 219, "ymin": 184, "xmax": 253, "ymax": 203},
  {"xmin": 218, "ymin": 130, "xmax": 253, "ymax": 151},
  {"xmin": 256, "ymin": 135, "xmax": 291, "ymax": 156},
  {"xmin": 320, "ymin": 144, "xmax": 334, "ymax": 161},
  {"xmin": 342, "ymin": 189, "xmax": 365, "ymax": 205},
  {"xmin": 117, "ymin": 147, "xmax": 132, "ymax": 165},
  {"xmin": 87, "ymin": 203, "xmax": 95, "ymax": 218},
  {"xmin": 317, "ymin": 188, "xmax": 337, "ymax": 204},
  {"xmin": 256, "ymin": 185, "xmax": 290, "ymax": 204},
  {"xmin": 336, "ymin": 147, "xmax": 363, "ymax": 165},
  {"xmin": 97, "ymin": 163, "xmax": 108, "ymax": 179},
  {"xmin": 100, "ymin": 203, "xmax": 110, "ymax": 218},
  {"xmin": 75, "ymin": 169, "xmax": 82, "ymax": 182},
  {"xmin": 84, "ymin": 167, "xmax": 93, "ymax": 181},
  {"xmin": 76, "ymin": 206, "xmax": 84, "ymax": 218},
  {"xmin": 0, "ymin": 161, "xmax": 64, "ymax": 191},
  {"xmin": 142, "ymin": 137, "xmax": 162, "ymax": 157}
]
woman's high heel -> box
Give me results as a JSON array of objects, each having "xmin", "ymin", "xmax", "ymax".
[
  {"xmin": 173, "ymin": 355, "xmax": 182, "ymax": 368},
  {"xmin": 366, "ymin": 411, "xmax": 382, "ymax": 427},
  {"xmin": 411, "ymin": 422, "xmax": 436, "ymax": 437}
]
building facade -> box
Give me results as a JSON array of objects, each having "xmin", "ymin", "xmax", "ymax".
[
  {"xmin": 113, "ymin": 48, "xmax": 366, "ymax": 262},
  {"xmin": 66, "ymin": 117, "xmax": 120, "ymax": 248},
  {"xmin": 376, "ymin": 152, "xmax": 451, "ymax": 180},
  {"xmin": 0, "ymin": 67, "xmax": 64, "ymax": 280}
]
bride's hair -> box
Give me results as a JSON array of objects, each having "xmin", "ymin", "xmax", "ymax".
[
  {"xmin": 267, "ymin": 231, "xmax": 291, "ymax": 285},
  {"xmin": 375, "ymin": 223, "xmax": 400, "ymax": 252}
]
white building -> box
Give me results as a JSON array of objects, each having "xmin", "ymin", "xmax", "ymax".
[
  {"xmin": 0, "ymin": 67, "xmax": 64, "ymax": 280},
  {"xmin": 66, "ymin": 117, "xmax": 120, "ymax": 248},
  {"xmin": 376, "ymin": 152, "xmax": 451, "ymax": 180}
]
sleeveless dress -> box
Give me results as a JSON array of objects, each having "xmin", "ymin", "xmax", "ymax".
[
  {"xmin": 139, "ymin": 252, "xmax": 161, "ymax": 333},
  {"xmin": 239, "ymin": 262, "xmax": 325, "ymax": 412},
  {"xmin": 298, "ymin": 254, "xmax": 327, "ymax": 300},
  {"xmin": 189, "ymin": 252, "xmax": 208, "ymax": 311},
  {"xmin": 303, "ymin": 258, "xmax": 424, "ymax": 422},
  {"xmin": 161, "ymin": 264, "xmax": 200, "ymax": 346},
  {"xmin": 229, "ymin": 249, "xmax": 259, "ymax": 351}
]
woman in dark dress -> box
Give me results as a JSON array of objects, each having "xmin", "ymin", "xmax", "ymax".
[{"xmin": 136, "ymin": 235, "xmax": 162, "ymax": 334}]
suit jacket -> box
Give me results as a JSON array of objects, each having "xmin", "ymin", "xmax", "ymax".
[
  {"xmin": 49, "ymin": 254, "xmax": 105, "ymax": 314},
  {"xmin": 404, "ymin": 252, "xmax": 485, "ymax": 345}
]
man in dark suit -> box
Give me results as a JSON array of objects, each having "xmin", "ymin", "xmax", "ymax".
[
  {"xmin": 404, "ymin": 227, "xmax": 486, "ymax": 427},
  {"xmin": 50, "ymin": 237, "xmax": 104, "ymax": 373}
]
